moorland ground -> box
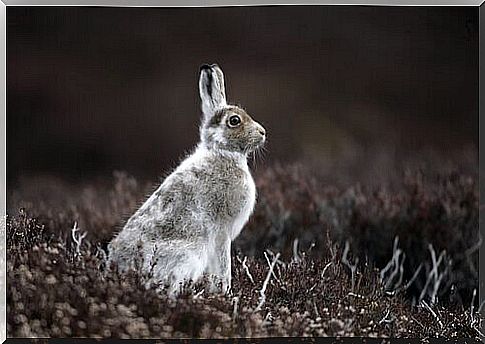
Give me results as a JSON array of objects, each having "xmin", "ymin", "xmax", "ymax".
[{"xmin": 6, "ymin": 148, "xmax": 482, "ymax": 338}]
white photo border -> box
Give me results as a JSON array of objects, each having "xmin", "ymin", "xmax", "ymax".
[{"xmin": 0, "ymin": 2, "xmax": 482, "ymax": 342}]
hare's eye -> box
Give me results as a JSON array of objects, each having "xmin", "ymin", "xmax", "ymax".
[{"xmin": 228, "ymin": 115, "xmax": 241, "ymax": 127}]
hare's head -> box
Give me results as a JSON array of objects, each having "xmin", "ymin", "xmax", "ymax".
[{"xmin": 198, "ymin": 64, "xmax": 266, "ymax": 154}]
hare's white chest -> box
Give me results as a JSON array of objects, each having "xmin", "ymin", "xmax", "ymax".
[{"xmin": 229, "ymin": 165, "xmax": 256, "ymax": 240}]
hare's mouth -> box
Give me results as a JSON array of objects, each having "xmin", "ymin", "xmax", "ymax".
[{"xmin": 247, "ymin": 136, "xmax": 265, "ymax": 152}]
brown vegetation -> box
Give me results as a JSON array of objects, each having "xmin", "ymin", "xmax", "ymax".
[{"xmin": 6, "ymin": 154, "xmax": 482, "ymax": 339}]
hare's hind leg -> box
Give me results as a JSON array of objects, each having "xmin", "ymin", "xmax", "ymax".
[
  {"xmin": 107, "ymin": 236, "xmax": 142, "ymax": 273},
  {"xmin": 151, "ymin": 243, "xmax": 209, "ymax": 295}
]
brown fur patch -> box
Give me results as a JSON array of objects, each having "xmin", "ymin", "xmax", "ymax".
[
  {"xmin": 209, "ymin": 109, "xmax": 226, "ymax": 128},
  {"xmin": 208, "ymin": 106, "xmax": 252, "ymax": 128}
]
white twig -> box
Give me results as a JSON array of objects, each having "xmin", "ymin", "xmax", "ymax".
[
  {"xmin": 418, "ymin": 244, "xmax": 447, "ymax": 306},
  {"xmin": 293, "ymin": 238, "xmax": 301, "ymax": 263},
  {"xmin": 96, "ymin": 244, "xmax": 108, "ymax": 261},
  {"xmin": 266, "ymin": 249, "xmax": 286, "ymax": 267},
  {"xmin": 321, "ymin": 262, "xmax": 332, "ymax": 279},
  {"xmin": 470, "ymin": 288, "xmax": 477, "ymax": 322},
  {"xmin": 264, "ymin": 252, "xmax": 282, "ymax": 285},
  {"xmin": 380, "ymin": 236, "xmax": 406, "ymax": 291},
  {"xmin": 411, "ymin": 315, "xmax": 425, "ymax": 330},
  {"xmin": 478, "ymin": 300, "xmax": 485, "ymax": 314},
  {"xmin": 473, "ymin": 325, "xmax": 485, "ymax": 339},
  {"xmin": 309, "ymin": 283, "xmax": 318, "ymax": 292},
  {"xmin": 232, "ymin": 296, "xmax": 239, "ymax": 320},
  {"xmin": 380, "ymin": 236, "xmax": 400, "ymax": 279},
  {"xmin": 421, "ymin": 300, "xmax": 443, "ymax": 329},
  {"xmin": 342, "ymin": 241, "xmax": 358, "ymax": 292},
  {"xmin": 378, "ymin": 308, "xmax": 392, "ymax": 325},
  {"xmin": 71, "ymin": 222, "xmax": 87, "ymax": 256},
  {"xmin": 262, "ymin": 311, "xmax": 273, "ymax": 325},
  {"xmin": 308, "ymin": 242, "xmax": 316, "ymax": 254},
  {"xmin": 255, "ymin": 252, "xmax": 280, "ymax": 312},
  {"xmin": 238, "ymin": 256, "xmax": 255, "ymax": 284}
]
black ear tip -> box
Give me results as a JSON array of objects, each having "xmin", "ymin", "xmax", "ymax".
[{"xmin": 200, "ymin": 64, "xmax": 212, "ymax": 72}]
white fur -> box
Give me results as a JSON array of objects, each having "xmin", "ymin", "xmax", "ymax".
[{"xmin": 107, "ymin": 64, "xmax": 264, "ymax": 296}]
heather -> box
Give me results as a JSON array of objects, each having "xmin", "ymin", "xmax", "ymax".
[{"xmin": 6, "ymin": 150, "xmax": 482, "ymax": 339}]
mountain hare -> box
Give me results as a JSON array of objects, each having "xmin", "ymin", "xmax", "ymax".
[{"xmin": 107, "ymin": 64, "xmax": 266, "ymax": 295}]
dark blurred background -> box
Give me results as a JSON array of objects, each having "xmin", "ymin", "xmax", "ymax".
[{"xmin": 7, "ymin": 6, "xmax": 478, "ymax": 186}]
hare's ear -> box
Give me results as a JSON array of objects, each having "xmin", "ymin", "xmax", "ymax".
[{"xmin": 199, "ymin": 64, "xmax": 227, "ymax": 119}]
